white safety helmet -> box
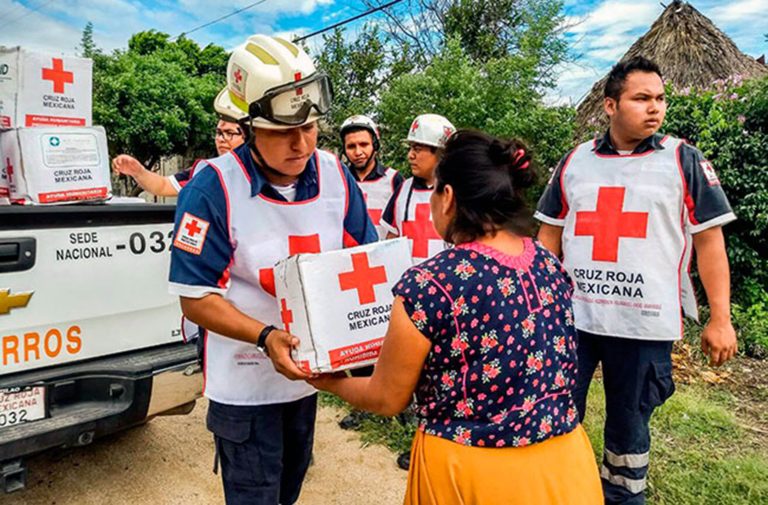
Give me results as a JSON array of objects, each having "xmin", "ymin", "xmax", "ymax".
[
  {"xmin": 214, "ymin": 34, "xmax": 332, "ymax": 130},
  {"xmin": 340, "ymin": 115, "xmax": 380, "ymax": 150},
  {"xmin": 405, "ymin": 114, "xmax": 456, "ymax": 149}
]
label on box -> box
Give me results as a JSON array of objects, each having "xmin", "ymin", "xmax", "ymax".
[
  {"xmin": 274, "ymin": 238, "xmax": 413, "ymax": 373},
  {"xmin": 41, "ymin": 133, "xmax": 99, "ymax": 167},
  {"xmin": 1, "ymin": 126, "xmax": 111, "ymax": 205}
]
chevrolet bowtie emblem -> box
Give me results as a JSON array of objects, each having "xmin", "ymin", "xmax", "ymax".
[{"xmin": 0, "ymin": 289, "xmax": 34, "ymax": 315}]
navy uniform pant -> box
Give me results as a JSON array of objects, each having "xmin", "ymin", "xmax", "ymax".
[
  {"xmin": 207, "ymin": 394, "xmax": 317, "ymax": 505},
  {"xmin": 573, "ymin": 331, "xmax": 675, "ymax": 505}
]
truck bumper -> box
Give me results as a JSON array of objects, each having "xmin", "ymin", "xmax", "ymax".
[{"xmin": 0, "ymin": 343, "xmax": 202, "ymax": 467}]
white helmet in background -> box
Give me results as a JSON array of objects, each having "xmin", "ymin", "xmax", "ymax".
[
  {"xmin": 214, "ymin": 34, "xmax": 332, "ymax": 130},
  {"xmin": 405, "ymin": 114, "xmax": 455, "ymax": 148},
  {"xmin": 340, "ymin": 115, "xmax": 380, "ymax": 150}
]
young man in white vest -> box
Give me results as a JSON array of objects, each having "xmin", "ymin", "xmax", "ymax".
[
  {"xmin": 536, "ymin": 56, "xmax": 737, "ymax": 505},
  {"xmin": 336, "ymin": 114, "xmax": 405, "ymax": 431},
  {"xmin": 169, "ymin": 34, "xmax": 377, "ymax": 505},
  {"xmin": 340, "ymin": 114, "xmax": 404, "ymax": 239},
  {"xmin": 382, "ymin": 113, "xmax": 455, "ymax": 263}
]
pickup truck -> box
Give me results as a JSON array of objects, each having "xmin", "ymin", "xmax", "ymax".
[{"xmin": 0, "ymin": 203, "xmax": 202, "ymax": 493}]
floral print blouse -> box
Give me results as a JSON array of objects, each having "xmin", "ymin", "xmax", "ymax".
[{"xmin": 392, "ymin": 238, "xmax": 579, "ymax": 448}]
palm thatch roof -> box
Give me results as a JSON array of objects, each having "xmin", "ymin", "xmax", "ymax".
[{"xmin": 575, "ymin": 0, "xmax": 767, "ymax": 137}]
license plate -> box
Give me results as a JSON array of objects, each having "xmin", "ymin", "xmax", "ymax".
[{"xmin": 0, "ymin": 386, "xmax": 46, "ymax": 428}]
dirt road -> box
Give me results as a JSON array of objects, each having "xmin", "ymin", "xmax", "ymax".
[{"xmin": 5, "ymin": 400, "xmax": 407, "ymax": 505}]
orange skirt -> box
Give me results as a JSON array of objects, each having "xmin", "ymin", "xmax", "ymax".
[{"xmin": 404, "ymin": 425, "xmax": 603, "ymax": 505}]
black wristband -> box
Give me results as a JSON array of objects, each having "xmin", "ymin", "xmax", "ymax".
[{"xmin": 257, "ymin": 325, "xmax": 277, "ymax": 355}]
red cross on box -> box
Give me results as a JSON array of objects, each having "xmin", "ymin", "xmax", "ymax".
[
  {"xmin": 338, "ymin": 252, "xmax": 387, "ymax": 304},
  {"xmin": 575, "ymin": 186, "xmax": 649, "ymax": 262},
  {"xmin": 42, "ymin": 58, "xmax": 74, "ymax": 94},
  {"xmin": 280, "ymin": 298, "xmax": 293, "ymax": 333},
  {"xmin": 185, "ymin": 219, "xmax": 202, "ymax": 237},
  {"xmin": 234, "ymin": 69, "xmax": 243, "ymax": 83},
  {"xmin": 259, "ymin": 234, "xmax": 321, "ymax": 296},
  {"xmin": 294, "ymin": 72, "xmax": 303, "ymax": 96},
  {"xmin": 402, "ymin": 203, "xmax": 440, "ymax": 258}
]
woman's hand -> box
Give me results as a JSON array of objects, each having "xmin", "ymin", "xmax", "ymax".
[{"xmin": 307, "ymin": 371, "xmax": 347, "ymax": 392}]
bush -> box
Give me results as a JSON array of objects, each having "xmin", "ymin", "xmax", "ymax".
[
  {"xmin": 732, "ymin": 299, "xmax": 768, "ymax": 359},
  {"xmin": 664, "ymin": 76, "xmax": 768, "ymax": 308}
]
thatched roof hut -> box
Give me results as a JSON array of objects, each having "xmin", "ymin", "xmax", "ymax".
[{"xmin": 575, "ymin": 0, "xmax": 767, "ymax": 136}]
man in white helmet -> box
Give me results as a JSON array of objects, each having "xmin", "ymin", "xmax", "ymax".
[
  {"xmin": 168, "ymin": 34, "xmax": 377, "ymax": 505},
  {"xmin": 382, "ymin": 113, "xmax": 456, "ymax": 263},
  {"xmin": 340, "ymin": 115, "xmax": 404, "ymax": 239}
]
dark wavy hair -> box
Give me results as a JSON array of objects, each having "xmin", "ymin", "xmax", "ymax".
[{"xmin": 435, "ymin": 130, "xmax": 536, "ymax": 244}]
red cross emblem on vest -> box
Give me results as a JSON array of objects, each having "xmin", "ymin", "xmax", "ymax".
[
  {"xmin": 574, "ymin": 187, "xmax": 649, "ymax": 262},
  {"xmin": 280, "ymin": 298, "xmax": 293, "ymax": 333},
  {"xmin": 362, "ymin": 192, "xmax": 382, "ymax": 225},
  {"xmin": 185, "ymin": 219, "xmax": 202, "ymax": 237},
  {"xmin": 294, "ymin": 72, "xmax": 303, "ymax": 96},
  {"xmin": 259, "ymin": 234, "xmax": 321, "ymax": 296},
  {"xmin": 402, "ymin": 203, "xmax": 440, "ymax": 258},
  {"xmin": 338, "ymin": 252, "xmax": 387, "ymax": 304},
  {"xmin": 42, "ymin": 58, "xmax": 74, "ymax": 94}
]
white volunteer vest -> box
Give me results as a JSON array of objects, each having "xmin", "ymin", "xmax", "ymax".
[
  {"xmin": 204, "ymin": 149, "xmax": 347, "ymax": 405},
  {"xmin": 392, "ymin": 178, "xmax": 446, "ymax": 262},
  {"xmin": 357, "ymin": 167, "xmax": 398, "ymax": 239},
  {"xmin": 560, "ymin": 136, "xmax": 696, "ymax": 341}
]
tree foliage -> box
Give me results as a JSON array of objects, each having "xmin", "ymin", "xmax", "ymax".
[
  {"xmin": 314, "ymin": 25, "xmax": 413, "ymax": 150},
  {"xmin": 77, "ymin": 22, "xmax": 100, "ymax": 59},
  {"xmin": 375, "ymin": 38, "xmax": 574, "ymax": 192},
  {"xmin": 88, "ymin": 29, "xmax": 228, "ymax": 194},
  {"xmin": 664, "ymin": 76, "xmax": 768, "ymax": 307},
  {"xmin": 363, "ymin": 0, "xmax": 568, "ymax": 86}
]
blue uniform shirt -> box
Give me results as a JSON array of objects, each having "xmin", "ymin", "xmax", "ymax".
[{"xmin": 169, "ymin": 143, "xmax": 378, "ymax": 297}]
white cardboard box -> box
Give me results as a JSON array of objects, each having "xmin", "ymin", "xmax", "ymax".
[
  {"xmin": 1, "ymin": 126, "xmax": 112, "ymax": 204},
  {"xmin": 0, "ymin": 143, "xmax": 9, "ymax": 204},
  {"xmin": 0, "ymin": 47, "xmax": 92, "ymax": 129},
  {"xmin": 274, "ymin": 238, "xmax": 413, "ymax": 373}
]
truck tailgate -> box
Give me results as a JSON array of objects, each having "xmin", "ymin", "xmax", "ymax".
[{"xmin": 0, "ymin": 204, "xmax": 183, "ymax": 375}]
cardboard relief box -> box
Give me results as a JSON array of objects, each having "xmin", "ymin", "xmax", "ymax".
[
  {"xmin": 0, "ymin": 126, "xmax": 112, "ymax": 204},
  {"xmin": 274, "ymin": 238, "xmax": 413, "ymax": 373},
  {"xmin": 0, "ymin": 46, "xmax": 92, "ymax": 129}
]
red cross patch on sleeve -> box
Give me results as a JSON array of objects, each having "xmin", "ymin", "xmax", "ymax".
[
  {"xmin": 700, "ymin": 160, "xmax": 721, "ymax": 186},
  {"xmin": 174, "ymin": 212, "xmax": 210, "ymax": 255}
]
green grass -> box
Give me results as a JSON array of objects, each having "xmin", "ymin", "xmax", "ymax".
[{"xmin": 321, "ymin": 381, "xmax": 768, "ymax": 504}]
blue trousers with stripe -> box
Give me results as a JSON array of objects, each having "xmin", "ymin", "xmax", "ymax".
[{"xmin": 573, "ymin": 331, "xmax": 675, "ymax": 505}]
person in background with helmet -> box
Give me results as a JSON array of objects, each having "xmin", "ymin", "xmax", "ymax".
[
  {"xmin": 336, "ymin": 114, "xmax": 405, "ymax": 431},
  {"xmin": 340, "ymin": 115, "xmax": 404, "ymax": 239},
  {"xmin": 381, "ymin": 114, "xmax": 456, "ymax": 263},
  {"xmin": 168, "ymin": 34, "xmax": 377, "ymax": 505},
  {"xmin": 379, "ymin": 113, "xmax": 455, "ymax": 471},
  {"xmin": 112, "ymin": 114, "xmax": 247, "ymax": 197}
]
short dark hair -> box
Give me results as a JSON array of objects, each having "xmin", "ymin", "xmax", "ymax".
[
  {"xmin": 604, "ymin": 56, "xmax": 663, "ymax": 101},
  {"xmin": 435, "ymin": 130, "xmax": 536, "ymax": 244}
]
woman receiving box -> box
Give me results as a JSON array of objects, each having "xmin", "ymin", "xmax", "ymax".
[{"xmin": 308, "ymin": 130, "xmax": 602, "ymax": 504}]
